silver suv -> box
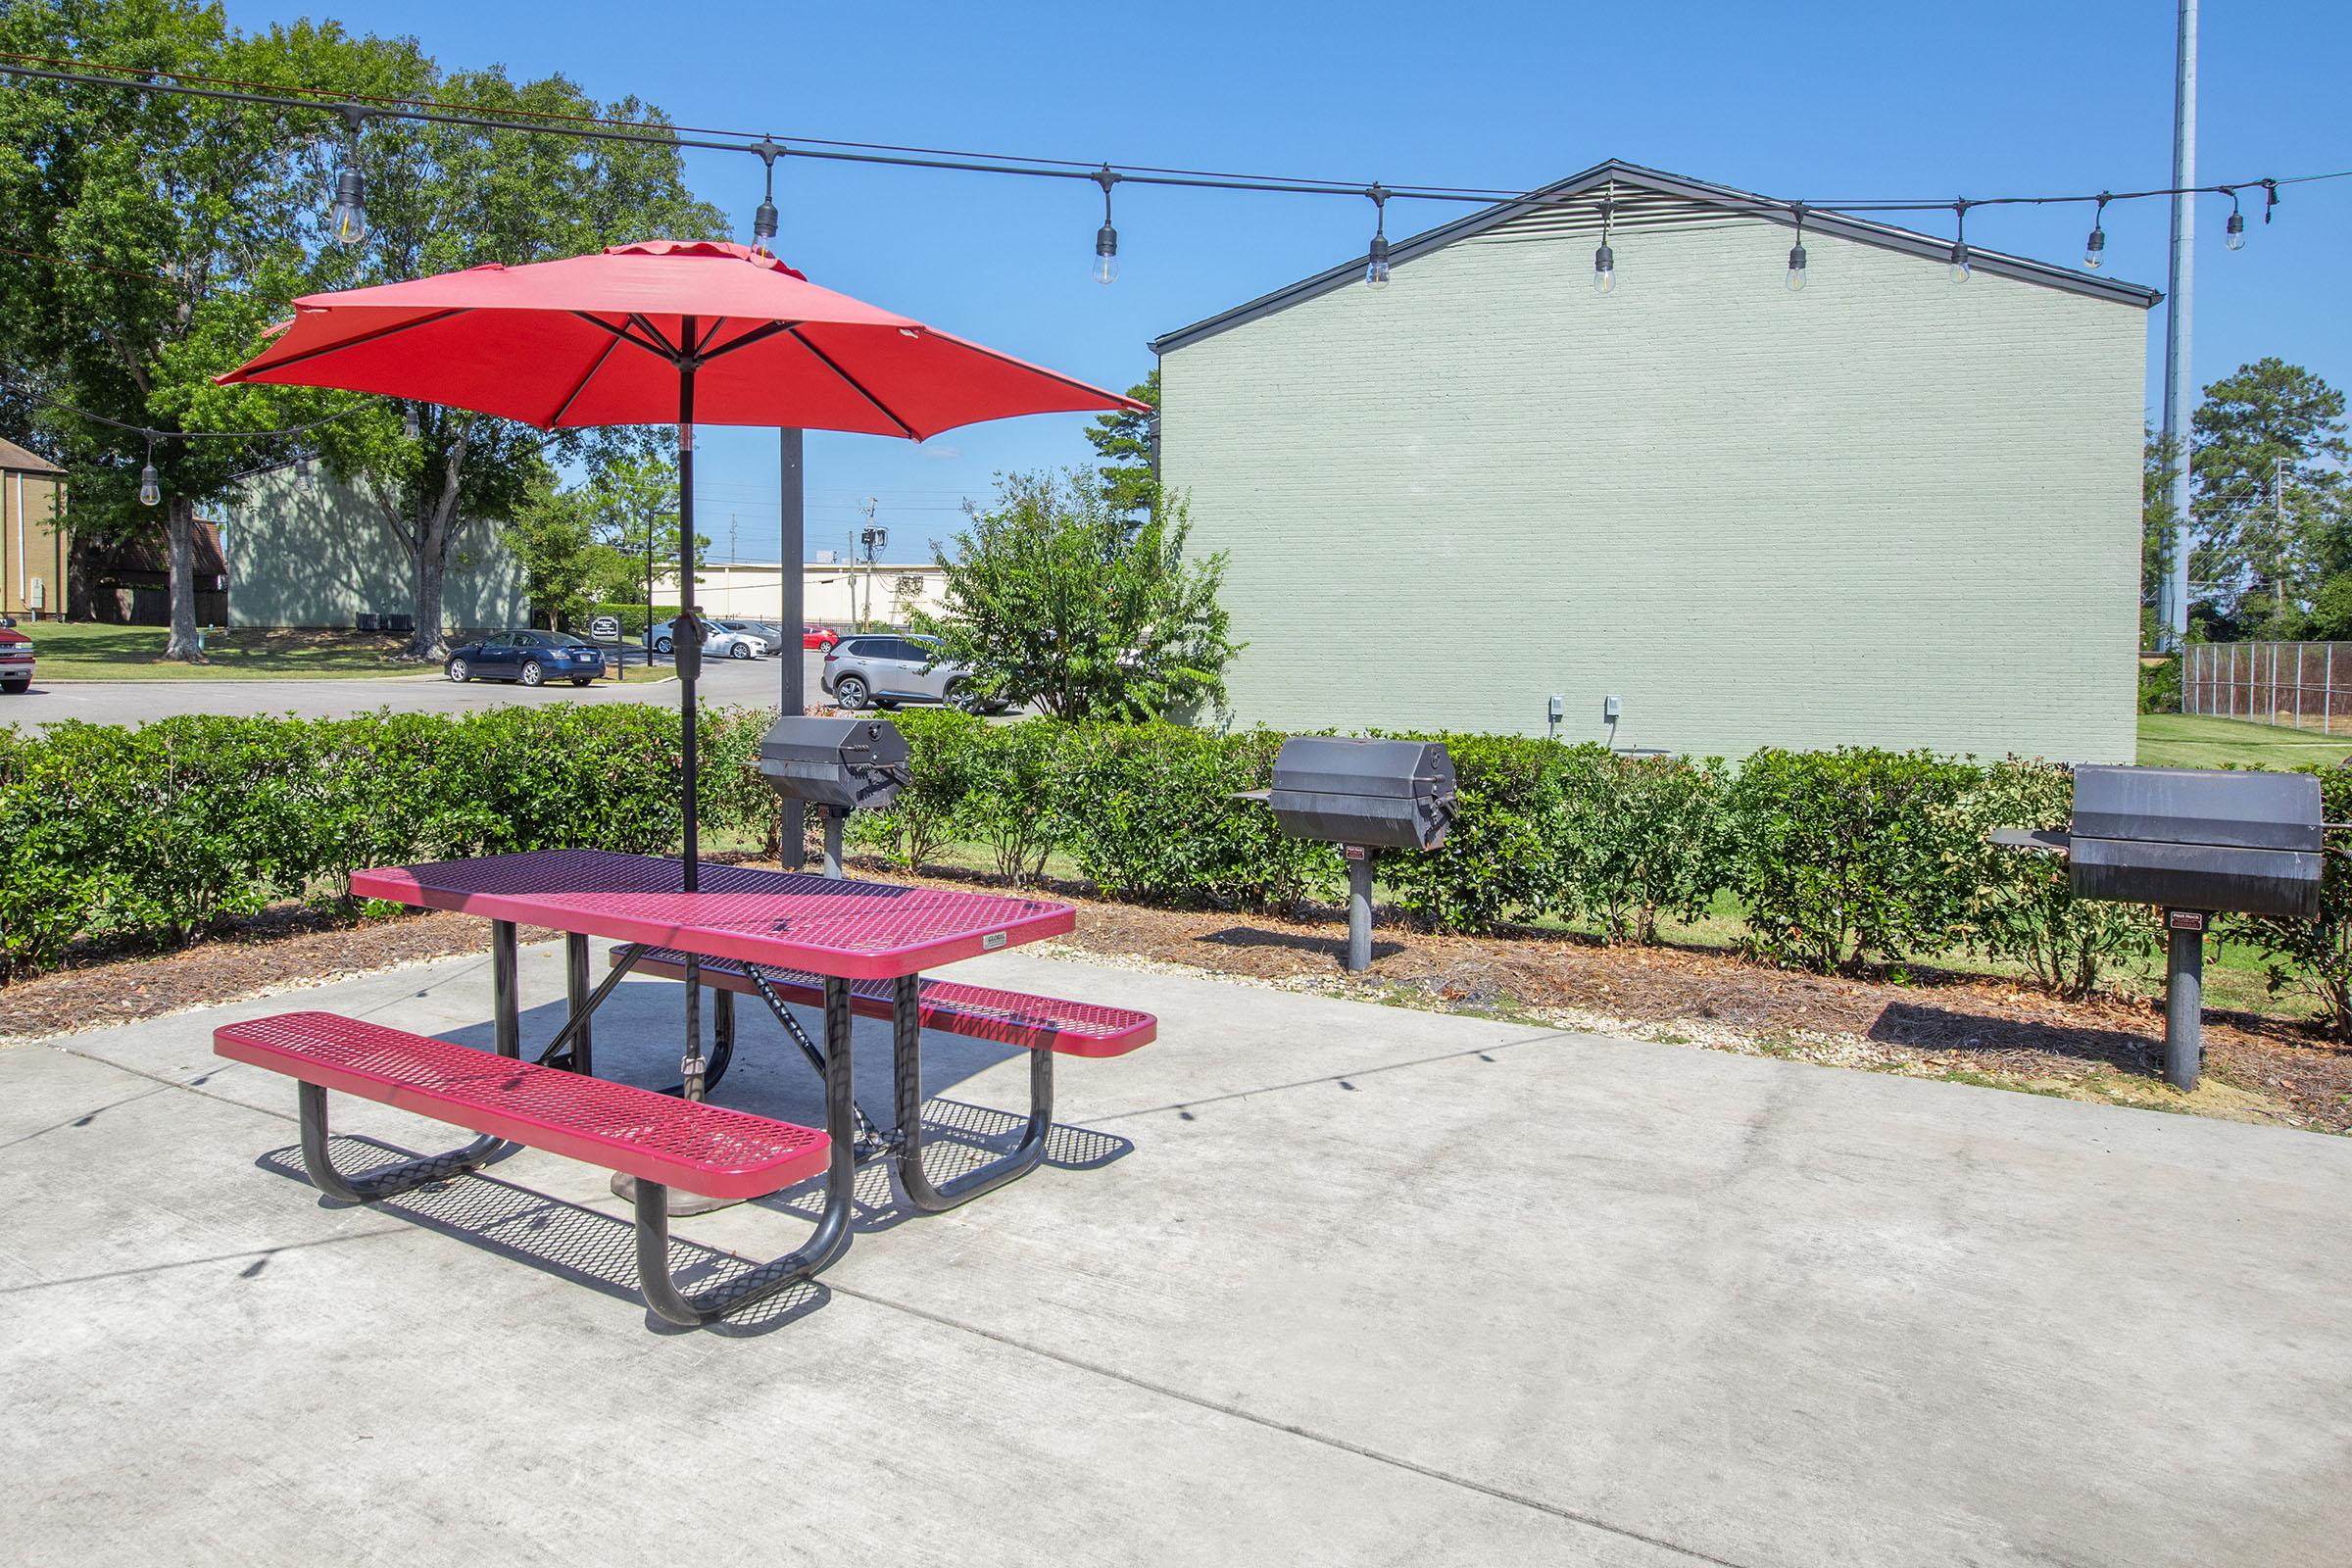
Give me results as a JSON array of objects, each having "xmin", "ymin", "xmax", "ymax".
[{"xmin": 822, "ymin": 633, "xmax": 1004, "ymax": 711}]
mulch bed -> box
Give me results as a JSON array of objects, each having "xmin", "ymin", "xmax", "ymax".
[{"xmin": 7, "ymin": 856, "xmax": 2346, "ymax": 1135}]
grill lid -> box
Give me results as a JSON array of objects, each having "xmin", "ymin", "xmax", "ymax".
[
  {"xmin": 2070, "ymin": 765, "xmax": 2322, "ymax": 854},
  {"xmin": 1270, "ymin": 737, "xmax": 1456, "ymax": 800}
]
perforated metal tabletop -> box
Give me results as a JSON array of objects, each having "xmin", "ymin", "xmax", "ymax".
[{"xmin": 351, "ymin": 850, "xmax": 1075, "ymax": 979}]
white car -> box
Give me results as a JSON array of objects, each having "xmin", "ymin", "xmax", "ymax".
[{"xmin": 647, "ymin": 616, "xmax": 774, "ymax": 661}]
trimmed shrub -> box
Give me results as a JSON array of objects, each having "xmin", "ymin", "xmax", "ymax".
[
  {"xmin": 1958, "ymin": 759, "xmax": 2156, "ymax": 999},
  {"xmin": 1374, "ymin": 732, "xmax": 1579, "ymax": 932},
  {"xmin": 1560, "ymin": 750, "xmax": 1734, "ymax": 944},
  {"xmin": 2228, "ymin": 766, "xmax": 2352, "ymax": 1037},
  {"xmin": 847, "ymin": 708, "xmax": 986, "ymax": 872},
  {"xmin": 960, "ymin": 721, "xmax": 1064, "ymax": 887},
  {"xmin": 1728, "ymin": 747, "xmax": 1981, "ymax": 972}
]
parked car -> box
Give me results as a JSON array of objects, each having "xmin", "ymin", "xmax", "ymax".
[
  {"xmin": 803, "ymin": 624, "xmax": 840, "ymax": 651},
  {"xmin": 0, "ymin": 623, "xmax": 31, "ymax": 693},
  {"xmin": 445, "ymin": 629, "xmax": 607, "ymax": 687},
  {"xmin": 646, "ymin": 616, "xmax": 772, "ymax": 660},
  {"xmin": 711, "ymin": 619, "xmax": 782, "ymax": 656},
  {"xmin": 821, "ymin": 633, "xmax": 1006, "ymax": 711}
]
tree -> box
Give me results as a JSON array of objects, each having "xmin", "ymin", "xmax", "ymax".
[
  {"xmin": 501, "ymin": 477, "xmax": 602, "ymax": 628},
  {"xmin": 0, "ymin": 3, "xmax": 358, "ymax": 658},
  {"xmin": 1081, "ymin": 369, "xmax": 1158, "ymax": 517},
  {"xmin": 912, "ymin": 468, "xmax": 1239, "ymax": 720},
  {"xmin": 308, "ymin": 68, "xmax": 725, "ymax": 659},
  {"xmin": 2189, "ymin": 358, "xmax": 2349, "ymax": 628},
  {"xmin": 2142, "ymin": 426, "xmax": 2180, "ymax": 649},
  {"xmin": 584, "ymin": 453, "xmax": 696, "ymax": 613}
]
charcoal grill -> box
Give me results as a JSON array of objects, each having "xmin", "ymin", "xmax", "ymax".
[
  {"xmin": 1992, "ymin": 763, "xmax": 2324, "ymax": 1089},
  {"xmin": 757, "ymin": 715, "xmax": 910, "ymax": 876},
  {"xmin": 1241, "ymin": 737, "xmax": 1457, "ymax": 972}
]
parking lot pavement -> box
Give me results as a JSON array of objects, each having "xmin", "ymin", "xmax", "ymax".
[
  {"xmin": 6, "ymin": 941, "xmax": 2349, "ymax": 1566},
  {"xmin": 0, "ymin": 649, "xmax": 826, "ymax": 725}
]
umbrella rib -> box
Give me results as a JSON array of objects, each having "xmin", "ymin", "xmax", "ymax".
[
  {"xmin": 697, "ymin": 318, "xmax": 800, "ymax": 364},
  {"xmin": 546, "ymin": 332, "xmax": 624, "ymax": 427},
  {"xmin": 571, "ymin": 312, "xmax": 681, "ymax": 364},
  {"xmin": 234, "ymin": 308, "xmax": 470, "ymax": 376},
  {"xmin": 785, "ymin": 326, "xmax": 919, "ymax": 439}
]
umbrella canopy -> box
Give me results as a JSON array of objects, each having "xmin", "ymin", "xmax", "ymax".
[
  {"xmin": 220, "ymin": 239, "xmax": 1143, "ymax": 437},
  {"xmin": 220, "ymin": 238, "xmax": 1143, "ymax": 900}
]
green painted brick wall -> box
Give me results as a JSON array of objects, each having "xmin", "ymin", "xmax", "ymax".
[
  {"xmin": 222, "ymin": 468, "xmax": 525, "ymax": 632},
  {"xmin": 1159, "ymin": 208, "xmax": 2149, "ymax": 763}
]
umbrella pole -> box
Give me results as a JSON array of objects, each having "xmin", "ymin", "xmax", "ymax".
[{"xmin": 677, "ymin": 359, "xmax": 700, "ymax": 892}]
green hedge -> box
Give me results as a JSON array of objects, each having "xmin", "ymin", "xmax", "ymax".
[
  {"xmin": 0, "ymin": 706, "xmax": 774, "ymax": 981},
  {"xmin": 10, "ymin": 708, "xmax": 2343, "ymax": 1030}
]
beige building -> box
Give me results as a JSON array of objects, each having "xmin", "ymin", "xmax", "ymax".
[
  {"xmin": 657, "ymin": 560, "xmax": 950, "ymax": 629},
  {"xmin": 1153, "ymin": 160, "xmax": 2157, "ymax": 762},
  {"xmin": 1, "ymin": 437, "xmax": 69, "ymax": 619}
]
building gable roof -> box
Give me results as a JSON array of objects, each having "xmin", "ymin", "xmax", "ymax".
[
  {"xmin": 0, "ymin": 436, "xmax": 66, "ymax": 475},
  {"xmin": 1151, "ymin": 158, "xmax": 2163, "ymax": 356}
]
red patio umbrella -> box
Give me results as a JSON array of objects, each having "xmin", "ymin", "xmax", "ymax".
[{"xmin": 220, "ymin": 239, "xmax": 1144, "ymax": 886}]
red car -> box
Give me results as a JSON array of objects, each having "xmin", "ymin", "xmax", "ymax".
[
  {"xmin": 803, "ymin": 624, "xmax": 840, "ymax": 651},
  {"xmin": 0, "ymin": 622, "xmax": 31, "ymax": 694}
]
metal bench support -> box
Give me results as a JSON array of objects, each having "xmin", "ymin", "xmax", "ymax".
[
  {"xmin": 632, "ymin": 976, "xmax": 858, "ymax": 1326},
  {"xmin": 890, "ymin": 973, "xmax": 1053, "ymax": 1212},
  {"xmin": 297, "ymin": 1005, "xmax": 519, "ymax": 1203}
]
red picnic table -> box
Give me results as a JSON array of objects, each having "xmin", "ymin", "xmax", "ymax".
[{"xmin": 212, "ymin": 849, "xmax": 1152, "ymax": 1326}]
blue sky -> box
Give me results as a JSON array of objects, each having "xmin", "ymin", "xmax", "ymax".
[{"xmin": 222, "ymin": 0, "xmax": 2352, "ymax": 564}]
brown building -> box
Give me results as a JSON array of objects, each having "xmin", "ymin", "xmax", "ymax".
[
  {"xmin": 0, "ymin": 436, "xmax": 69, "ymax": 619},
  {"xmin": 82, "ymin": 518, "xmax": 228, "ymax": 626}
]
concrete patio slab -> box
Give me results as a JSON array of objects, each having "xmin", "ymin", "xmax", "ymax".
[{"xmin": 4, "ymin": 940, "xmax": 2348, "ymax": 1567}]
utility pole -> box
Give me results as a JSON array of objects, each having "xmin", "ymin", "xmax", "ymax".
[
  {"xmin": 2159, "ymin": 0, "xmax": 2198, "ymax": 648},
  {"xmin": 858, "ymin": 499, "xmax": 884, "ymax": 631}
]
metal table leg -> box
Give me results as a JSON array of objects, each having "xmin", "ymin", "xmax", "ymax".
[
  {"xmin": 562, "ymin": 932, "xmax": 595, "ymax": 1076},
  {"xmin": 891, "ymin": 972, "xmax": 1053, "ymax": 1211},
  {"xmin": 634, "ymin": 975, "xmax": 858, "ymax": 1327}
]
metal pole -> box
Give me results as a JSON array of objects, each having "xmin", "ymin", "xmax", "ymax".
[
  {"xmin": 1345, "ymin": 849, "xmax": 1373, "ymax": 972},
  {"xmin": 564, "ymin": 931, "xmax": 595, "ymax": 1076},
  {"xmin": 2165, "ymin": 914, "xmax": 2204, "ymax": 1091},
  {"xmin": 2160, "ymin": 0, "xmax": 2197, "ymax": 647},
  {"xmin": 676, "ymin": 346, "xmax": 700, "ymax": 890},
  {"xmin": 823, "ymin": 809, "xmax": 845, "ymax": 879},
  {"xmin": 779, "ymin": 427, "xmax": 806, "ymax": 868},
  {"xmin": 2328, "ymin": 644, "xmax": 2334, "ymax": 735}
]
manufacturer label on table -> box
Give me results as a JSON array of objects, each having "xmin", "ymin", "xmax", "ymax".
[{"xmin": 982, "ymin": 931, "xmax": 1007, "ymax": 950}]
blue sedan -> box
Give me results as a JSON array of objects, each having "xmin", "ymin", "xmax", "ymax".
[{"xmin": 446, "ymin": 630, "xmax": 607, "ymax": 687}]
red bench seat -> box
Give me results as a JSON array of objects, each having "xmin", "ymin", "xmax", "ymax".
[
  {"xmin": 215, "ymin": 1011, "xmax": 830, "ymax": 1200},
  {"xmin": 614, "ymin": 945, "xmax": 1155, "ymax": 1058}
]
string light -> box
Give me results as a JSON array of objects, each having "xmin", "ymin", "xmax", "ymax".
[
  {"xmin": 1592, "ymin": 182, "xmax": 1616, "ymax": 295},
  {"xmin": 1786, "ymin": 204, "xmax": 1807, "ymax": 292},
  {"xmin": 0, "ymin": 55, "xmax": 2340, "ymax": 298},
  {"xmin": 1947, "ymin": 199, "xmax": 1972, "ymax": 283},
  {"xmin": 402, "ymin": 403, "xmax": 420, "ymax": 440},
  {"xmin": 1092, "ymin": 166, "xmax": 1119, "ymax": 284},
  {"xmin": 751, "ymin": 138, "xmax": 780, "ymax": 249},
  {"xmin": 2083, "ymin": 192, "xmax": 2108, "ymax": 269},
  {"xmin": 2225, "ymin": 189, "xmax": 2245, "ymax": 251},
  {"xmin": 138, "ymin": 435, "xmax": 160, "ymax": 507},
  {"xmin": 1364, "ymin": 184, "xmax": 1391, "ymax": 289},
  {"xmin": 327, "ymin": 105, "xmax": 368, "ymax": 248}
]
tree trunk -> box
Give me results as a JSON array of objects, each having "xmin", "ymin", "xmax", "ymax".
[
  {"xmin": 163, "ymin": 498, "xmax": 205, "ymax": 662},
  {"xmin": 410, "ymin": 531, "xmax": 449, "ymax": 661}
]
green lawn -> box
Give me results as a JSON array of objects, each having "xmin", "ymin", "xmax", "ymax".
[
  {"xmin": 24, "ymin": 620, "xmax": 429, "ymax": 680},
  {"xmin": 2136, "ymin": 712, "xmax": 2352, "ymax": 770}
]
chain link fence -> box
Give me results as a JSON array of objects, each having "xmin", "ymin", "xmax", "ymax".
[{"xmin": 2183, "ymin": 641, "xmax": 2352, "ymax": 731}]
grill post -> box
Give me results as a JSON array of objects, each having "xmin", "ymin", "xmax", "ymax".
[
  {"xmin": 1346, "ymin": 848, "xmax": 1374, "ymax": 973},
  {"xmin": 823, "ymin": 808, "xmax": 846, "ymax": 879},
  {"xmin": 2164, "ymin": 911, "xmax": 2205, "ymax": 1091}
]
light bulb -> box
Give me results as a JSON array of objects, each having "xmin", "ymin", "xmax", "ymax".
[
  {"xmin": 328, "ymin": 166, "xmax": 367, "ymax": 247},
  {"xmin": 1786, "ymin": 242, "xmax": 1807, "ymax": 291},
  {"xmin": 752, "ymin": 198, "xmax": 778, "ymax": 248},
  {"xmin": 2225, "ymin": 212, "xmax": 2245, "ymax": 251},
  {"xmin": 2083, "ymin": 227, "xmax": 2105, "ymax": 269},
  {"xmin": 1365, "ymin": 233, "xmax": 1391, "ymax": 289},
  {"xmin": 402, "ymin": 404, "xmax": 420, "ymax": 440},
  {"xmin": 138, "ymin": 463, "xmax": 160, "ymax": 508},
  {"xmin": 1592, "ymin": 241, "xmax": 1615, "ymax": 296},
  {"xmin": 1948, "ymin": 242, "xmax": 1971, "ymax": 283},
  {"xmin": 1093, "ymin": 222, "xmax": 1119, "ymax": 285}
]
